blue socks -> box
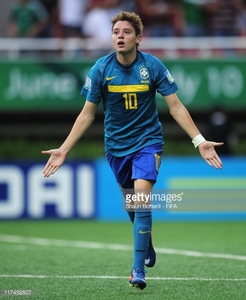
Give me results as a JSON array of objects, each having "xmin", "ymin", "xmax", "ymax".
[{"xmin": 132, "ymin": 211, "xmax": 152, "ymax": 270}]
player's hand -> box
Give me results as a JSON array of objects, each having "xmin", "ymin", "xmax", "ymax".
[
  {"xmin": 41, "ymin": 149, "xmax": 67, "ymax": 177},
  {"xmin": 198, "ymin": 141, "xmax": 223, "ymax": 169}
]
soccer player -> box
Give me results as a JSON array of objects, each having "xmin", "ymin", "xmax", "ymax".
[{"xmin": 42, "ymin": 11, "xmax": 223, "ymax": 290}]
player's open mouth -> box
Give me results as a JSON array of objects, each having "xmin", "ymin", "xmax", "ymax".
[{"xmin": 118, "ymin": 41, "xmax": 125, "ymax": 47}]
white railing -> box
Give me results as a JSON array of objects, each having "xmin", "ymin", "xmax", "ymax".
[{"xmin": 0, "ymin": 37, "xmax": 246, "ymax": 59}]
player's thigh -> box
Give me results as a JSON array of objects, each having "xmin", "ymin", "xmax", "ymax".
[{"xmin": 132, "ymin": 144, "xmax": 163, "ymax": 182}]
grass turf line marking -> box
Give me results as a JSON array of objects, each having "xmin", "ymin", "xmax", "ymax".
[
  {"xmin": 0, "ymin": 234, "xmax": 246, "ymax": 261},
  {"xmin": 0, "ymin": 274, "xmax": 245, "ymax": 281}
]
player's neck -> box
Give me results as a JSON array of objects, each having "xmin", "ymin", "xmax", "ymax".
[{"xmin": 116, "ymin": 51, "xmax": 137, "ymax": 66}]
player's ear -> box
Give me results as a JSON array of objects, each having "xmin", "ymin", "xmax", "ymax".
[
  {"xmin": 136, "ymin": 35, "xmax": 142, "ymax": 49},
  {"xmin": 136, "ymin": 35, "xmax": 142, "ymax": 44}
]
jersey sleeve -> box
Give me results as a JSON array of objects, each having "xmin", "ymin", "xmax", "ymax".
[
  {"xmin": 151, "ymin": 56, "xmax": 179, "ymax": 96},
  {"xmin": 80, "ymin": 63, "xmax": 102, "ymax": 104}
]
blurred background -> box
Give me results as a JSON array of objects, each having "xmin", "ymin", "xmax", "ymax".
[{"xmin": 0, "ymin": 0, "xmax": 245, "ymax": 221}]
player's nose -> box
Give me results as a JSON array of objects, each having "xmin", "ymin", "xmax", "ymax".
[{"xmin": 118, "ymin": 30, "xmax": 124, "ymax": 38}]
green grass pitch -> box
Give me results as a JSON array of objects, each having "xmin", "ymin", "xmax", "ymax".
[{"xmin": 0, "ymin": 220, "xmax": 245, "ymax": 299}]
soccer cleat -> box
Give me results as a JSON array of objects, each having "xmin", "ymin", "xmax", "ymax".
[
  {"xmin": 129, "ymin": 268, "xmax": 147, "ymax": 290},
  {"xmin": 145, "ymin": 232, "xmax": 156, "ymax": 267}
]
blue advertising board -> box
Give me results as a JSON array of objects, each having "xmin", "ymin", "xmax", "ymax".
[
  {"xmin": 96, "ymin": 156, "xmax": 246, "ymax": 221},
  {"xmin": 0, "ymin": 157, "xmax": 245, "ymax": 221},
  {"xmin": 0, "ymin": 162, "xmax": 96, "ymax": 219}
]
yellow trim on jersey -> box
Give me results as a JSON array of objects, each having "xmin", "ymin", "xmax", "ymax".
[{"xmin": 108, "ymin": 84, "xmax": 149, "ymax": 93}]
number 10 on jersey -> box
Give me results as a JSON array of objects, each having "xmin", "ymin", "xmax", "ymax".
[{"xmin": 123, "ymin": 93, "xmax": 138, "ymax": 109}]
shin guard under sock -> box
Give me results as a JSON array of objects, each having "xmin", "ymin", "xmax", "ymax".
[{"xmin": 132, "ymin": 211, "xmax": 152, "ymax": 269}]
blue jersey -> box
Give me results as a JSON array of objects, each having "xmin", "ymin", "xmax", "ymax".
[{"xmin": 81, "ymin": 51, "xmax": 178, "ymax": 157}]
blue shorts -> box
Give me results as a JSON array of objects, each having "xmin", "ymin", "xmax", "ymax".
[{"xmin": 106, "ymin": 143, "xmax": 163, "ymax": 189}]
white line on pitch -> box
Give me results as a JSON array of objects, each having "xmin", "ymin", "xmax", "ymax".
[
  {"xmin": 0, "ymin": 274, "xmax": 245, "ymax": 281},
  {"xmin": 0, "ymin": 234, "xmax": 246, "ymax": 261}
]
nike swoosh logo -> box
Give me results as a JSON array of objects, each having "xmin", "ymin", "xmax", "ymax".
[
  {"xmin": 139, "ymin": 230, "xmax": 151, "ymax": 234},
  {"xmin": 106, "ymin": 76, "xmax": 117, "ymax": 81}
]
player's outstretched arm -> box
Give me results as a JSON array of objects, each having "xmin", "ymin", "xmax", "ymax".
[
  {"xmin": 163, "ymin": 93, "xmax": 223, "ymax": 169},
  {"xmin": 42, "ymin": 101, "xmax": 98, "ymax": 177}
]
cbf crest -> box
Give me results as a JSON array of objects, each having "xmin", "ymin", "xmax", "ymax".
[{"xmin": 139, "ymin": 67, "xmax": 149, "ymax": 80}]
